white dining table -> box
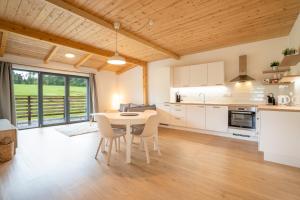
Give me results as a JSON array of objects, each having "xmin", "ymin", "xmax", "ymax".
[{"xmin": 91, "ymin": 112, "xmax": 154, "ymax": 163}]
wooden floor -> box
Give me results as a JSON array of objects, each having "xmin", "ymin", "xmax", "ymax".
[{"xmin": 1, "ymin": 126, "xmax": 300, "ymax": 200}]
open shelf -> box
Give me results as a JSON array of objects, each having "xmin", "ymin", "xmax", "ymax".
[
  {"xmin": 263, "ymin": 82, "xmax": 290, "ymax": 86},
  {"xmin": 263, "ymin": 68, "xmax": 290, "ymax": 74},
  {"xmin": 279, "ymin": 54, "xmax": 300, "ymax": 67}
]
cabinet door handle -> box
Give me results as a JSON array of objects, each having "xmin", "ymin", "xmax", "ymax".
[
  {"xmin": 216, "ymin": 84, "xmax": 223, "ymax": 85},
  {"xmin": 175, "ymin": 117, "xmax": 181, "ymax": 120},
  {"xmin": 213, "ymin": 106, "xmax": 220, "ymax": 108},
  {"xmin": 197, "ymin": 106, "xmax": 204, "ymax": 108},
  {"xmin": 175, "ymin": 109, "xmax": 182, "ymax": 111},
  {"xmin": 164, "ymin": 104, "xmax": 170, "ymax": 107}
]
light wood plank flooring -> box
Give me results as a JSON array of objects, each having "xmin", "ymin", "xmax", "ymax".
[{"xmin": 1, "ymin": 126, "xmax": 300, "ymax": 200}]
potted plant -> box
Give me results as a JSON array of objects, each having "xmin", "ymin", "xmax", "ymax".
[
  {"xmin": 282, "ymin": 48, "xmax": 297, "ymax": 56},
  {"xmin": 270, "ymin": 61, "xmax": 280, "ymax": 71}
]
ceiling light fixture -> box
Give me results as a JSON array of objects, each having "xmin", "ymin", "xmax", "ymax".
[
  {"xmin": 65, "ymin": 53, "xmax": 75, "ymax": 58},
  {"xmin": 107, "ymin": 22, "xmax": 126, "ymax": 65}
]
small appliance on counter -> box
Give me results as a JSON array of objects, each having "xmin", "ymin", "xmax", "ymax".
[
  {"xmin": 277, "ymin": 95, "xmax": 291, "ymax": 105},
  {"xmin": 175, "ymin": 92, "xmax": 182, "ymax": 103},
  {"xmin": 292, "ymin": 95, "xmax": 300, "ymax": 106},
  {"xmin": 266, "ymin": 93, "xmax": 276, "ymax": 105}
]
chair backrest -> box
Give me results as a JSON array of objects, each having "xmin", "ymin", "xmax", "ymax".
[
  {"xmin": 95, "ymin": 114, "xmax": 114, "ymax": 137},
  {"xmin": 141, "ymin": 114, "xmax": 159, "ymax": 137}
]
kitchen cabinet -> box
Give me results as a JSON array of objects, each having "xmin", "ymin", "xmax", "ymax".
[
  {"xmin": 173, "ymin": 66, "xmax": 190, "ymax": 87},
  {"xmin": 189, "ymin": 64, "xmax": 207, "ymax": 86},
  {"xmin": 170, "ymin": 104, "xmax": 186, "ymax": 127},
  {"xmin": 157, "ymin": 103, "xmax": 171, "ymax": 125},
  {"xmin": 207, "ymin": 61, "xmax": 224, "ymax": 85},
  {"xmin": 172, "ymin": 61, "xmax": 224, "ymax": 87},
  {"xmin": 186, "ymin": 105, "xmax": 206, "ymax": 129},
  {"xmin": 259, "ymin": 110, "xmax": 300, "ymax": 168},
  {"xmin": 205, "ymin": 105, "xmax": 228, "ymax": 132}
]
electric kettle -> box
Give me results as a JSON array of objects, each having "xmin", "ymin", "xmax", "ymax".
[
  {"xmin": 277, "ymin": 95, "xmax": 291, "ymax": 105},
  {"xmin": 292, "ymin": 95, "xmax": 300, "ymax": 106}
]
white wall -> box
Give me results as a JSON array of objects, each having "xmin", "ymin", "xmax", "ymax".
[
  {"xmin": 148, "ymin": 37, "xmax": 289, "ymax": 104},
  {"xmin": 95, "ymin": 71, "xmax": 118, "ymax": 112},
  {"xmin": 117, "ymin": 67, "xmax": 143, "ymax": 104},
  {"xmin": 289, "ymin": 14, "xmax": 300, "ymax": 49}
]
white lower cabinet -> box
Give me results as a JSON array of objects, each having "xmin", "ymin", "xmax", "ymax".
[
  {"xmin": 157, "ymin": 103, "xmax": 229, "ymax": 133},
  {"xmin": 157, "ymin": 103, "xmax": 171, "ymax": 124},
  {"xmin": 186, "ymin": 105, "xmax": 205, "ymax": 129},
  {"xmin": 205, "ymin": 105, "xmax": 228, "ymax": 132},
  {"xmin": 170, "ymin": 104, "xmax": 186, "ymax": 127}
]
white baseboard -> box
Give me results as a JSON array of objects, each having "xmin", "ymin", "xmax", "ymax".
[
  {"xmin": 159, "ymin": 124, "xmax": 258, "ymax": 142},
  {"xmin": 264, "ymin": 152, "xmax": 300, "ymax": 168}
]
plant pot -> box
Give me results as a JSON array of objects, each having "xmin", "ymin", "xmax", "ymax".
[{"xmin": 271, "ymin": 66, "xmax": 278, "ymax": 71}]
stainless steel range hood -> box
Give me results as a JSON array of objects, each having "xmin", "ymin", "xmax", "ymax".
[{"xmin": 230, "ymin": 55, "xmax": 255, "ymax": 82}]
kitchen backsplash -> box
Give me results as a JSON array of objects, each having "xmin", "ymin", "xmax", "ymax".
[{"xmin": 170, "ymin": 81, "xmax": 293, "ymax": 104}]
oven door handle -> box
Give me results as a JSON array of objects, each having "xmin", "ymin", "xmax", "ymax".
[{"xmin": 230, "ymin": 111, "xmax": 254, "ymax": 114}]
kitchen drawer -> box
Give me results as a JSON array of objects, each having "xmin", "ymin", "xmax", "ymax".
[{"xmin": 171, "ymin": 116, "xmax": 186, "ymax": 127}]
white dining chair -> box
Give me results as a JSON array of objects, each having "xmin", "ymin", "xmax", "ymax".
[
  {"xmin": 131, "ymin": 114, "xmax": 161, "ymax": 164},
  {"xmin": 94, "ymin": 114, "xmax": 126, "ymax": 165}
]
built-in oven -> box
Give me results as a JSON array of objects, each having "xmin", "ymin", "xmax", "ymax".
[{"xmin": 228, "ymin": 106, "xmax": 256, "ymax": 130}]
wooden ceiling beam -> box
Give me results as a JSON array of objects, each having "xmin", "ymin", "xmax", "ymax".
[
  {"xmin": 74, "ymin": 53, "xmax": 92, "ymax": 68},
  {"xmin": 44, "ymin": 45, "xmax": 59, "ymax": 64},
  {"xmin": 116, "ymin": 65, "xmax": 137, "ymax": 75},
  {"xmin": 0, "ymin": 19, "xmax": 147, "ymax": 66},
  {"xmin": 97, "ymin": 63, "xmax": 109, "ymax": 72},
  {"xmin": 45, "ymin": 0, "xmax": 180, "ymax": 60},
  {"xmin": 0, "ymin": 31, "xmax": 8, "ymax": 57}
]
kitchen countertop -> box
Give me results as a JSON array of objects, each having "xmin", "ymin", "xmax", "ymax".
[
  {"xmin": 167, "ymin": 102, "xmax": 300, "ymax": 112},
  {"xmin": 257, "ymin": 105, "xmax": 300, "ymax": 112},
  {"xmin": 167, "ymin": 101, "xmax": 261, "ymax": 107}
]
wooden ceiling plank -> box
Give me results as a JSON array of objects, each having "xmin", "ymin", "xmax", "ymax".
[
  {"xmin": 97, "ymin": 63, "xmax": 110, "ymax": 72},
  {"xmin": 0, "ymin": 31, "xmax": 8, "ymax": 57},
  {"xmin": 0, "ymin": 19, "xmax": 147, "ymax": 66},
  {"xmin": 74, "ymin": 53, "xmax": 92, "ymax": 68},
  {"xmin": 44, "ymin": 0, "xmax": 180, "ymax": 59},
  {"xmin": 116, "ymin": 64, "xmax": 137, "ymax": 75},
  {"xmin": 44, "ymin": 45, "xmax": 59, "ymax": 63}
]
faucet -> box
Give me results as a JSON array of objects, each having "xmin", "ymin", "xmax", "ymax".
[{"xmin": 198, "ymin": 93, "xmax": 206, "ymax": 104}]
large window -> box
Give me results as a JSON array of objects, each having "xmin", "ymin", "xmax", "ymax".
[{"xmin": 12, "ymin": 69, "xmax": 90, "ymax": 129}]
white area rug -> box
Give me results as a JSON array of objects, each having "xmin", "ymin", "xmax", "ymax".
[{"xmin": 55, "ymin": 122, "xmax": 98, "ymax": 137}]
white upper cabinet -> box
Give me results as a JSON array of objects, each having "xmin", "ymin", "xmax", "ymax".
[
  {"xmin": 207, "ymin": 61, "xmax": 224, "ymax": 85},
  {"xmin": 173, "ymin": 66, "xmax": 190, "ymax": 87},
  {"xmin": 189, "ymin": 64, "xmax": 208, "ymax": 86},
  {"xmin": 172, "ymin": 61, "xmax": 224, "ymax": 87}
]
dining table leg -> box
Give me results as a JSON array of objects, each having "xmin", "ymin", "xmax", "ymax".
[{"xmin": 125, "ymin": 123, "xmax": 132, "ymax": 163}]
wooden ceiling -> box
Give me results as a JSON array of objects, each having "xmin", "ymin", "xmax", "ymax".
[{"xmin": 0, "ymin": 0, "xmax": 299, "ymax": 73}]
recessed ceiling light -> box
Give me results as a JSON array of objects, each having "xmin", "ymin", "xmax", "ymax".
[{"xmin": 65, "ymin": 53, "xmax": 75, "ymax": 58}]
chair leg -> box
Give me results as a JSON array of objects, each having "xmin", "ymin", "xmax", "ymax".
[
  {"xmin": 107, "ymin": 138, "xmax": 114, "ymax": 165},
  {"xmin": 143, "ymin": 138, "xmax": 150, "ymax": 164},
  {"xmin": 95, "ymin": 138, "xmax": 104, "ymax": 159},
  {"xmin": 139, "ymin": 137, "xmax": 144, "ymax": 150},
  {"xmin": 131, "ymin": 135, "xmax": 134, "ymax": 144},
  {"xmin": 118, "ymin": 137, "xmax": 121, "ymax": 151},
  {"xmin": 123, "ymin": 135, "xmax": 126, "ymax": 144},
  {"xmin": 114, "ymin": 138, "xmax": 118, "ymax": 152},
  {"xmin": 154, "ymin": 135, "xmax": 161, "ymax": 156}
]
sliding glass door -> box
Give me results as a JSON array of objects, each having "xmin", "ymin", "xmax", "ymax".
[
  {"xmin": 13, "ymin": 70, "xmax": 39, "ymax": 129},
  {"xmin": 69, "ymin": 77, "xmax": 89, "ymax": 122},
  {"xmin": 42, "ymin": 74, "xmax": 66, "ymax": 126},
  {"xmin": 12, "ymin": 69, "xmax": 90, "ymax": 129}
]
